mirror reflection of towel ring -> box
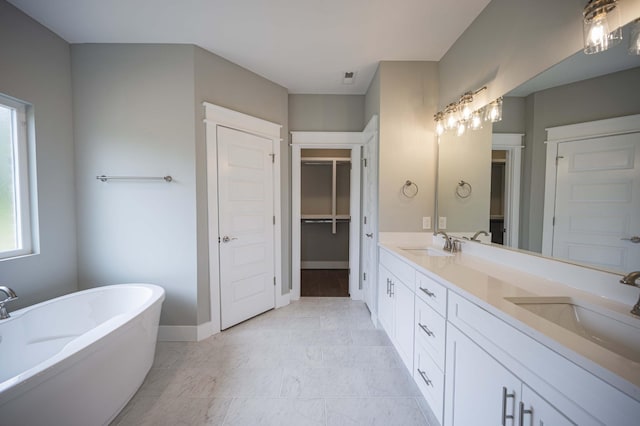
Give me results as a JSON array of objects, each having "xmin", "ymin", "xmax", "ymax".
[
  {"xmin": 402, "ymin": 180, "xmax": 419, "ymax": 198},
  {"xmin": 456, "ymin": 180, "xmax": 472, "ymax": 198}
]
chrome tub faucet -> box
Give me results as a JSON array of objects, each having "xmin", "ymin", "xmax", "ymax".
[
  {"xmin": 620, "ymin": 272, "xmax": 640, "ymax": 316},
  {"xmin": 0, "ymin": 286, "xmax": 18, "ymax": 320}
]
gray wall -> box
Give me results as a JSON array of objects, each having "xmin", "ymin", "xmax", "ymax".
[
  {"xmin": 289, "ymin": 94, "xmax": 364, "ymax": 131},
  {"xmin": 493, "ymin": 97, "xmax": 526, "ymax": 134},
  {"xmin": 194, "ymin": 46, "xmax": 289, "ymax": 319},
  {"xmin": 72, "ymin": 44, "xmax": 198, "ymax": 326},
  {"xmin": 377, "ymin": 62, "xmax": 439, "ymax": 232},
  {"xmin": 0, "ymin": 1, "xmax": 77, "ymax": 308},
  {"xmin": 520, "ymin": 67, "xmax": 640, "ymax": 252},
  {"xmin": 72, "ymin": 43, "xmax": 289, "ymax": 327}
]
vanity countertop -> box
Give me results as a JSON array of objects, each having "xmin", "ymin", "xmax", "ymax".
[{"xmin": 379, "ymin": 241, "xmax": 640, "ymax": 401}]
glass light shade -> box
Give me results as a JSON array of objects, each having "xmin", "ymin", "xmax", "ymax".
[
  {"xmin": 434, "ymin": 112, "xmax": 445, "ymax": 135},
  {"xmin": 444, "ymin": 104, "xmax": 458, "ymax": 130},
  {"xmin": 583, "ymin": 0, "xmax": 622, "ymax": 54},
  {"xmin": 459, "ymin": 93, "xmax": 474, "ymax": 121},
  {"xmin": 485, "ymin": 98, "xmax": 503, "ymax": 123},
  {"xmin": 629, "ymin": 19, "xmax": 640, "ymax": 55},
  {"xmin": 470, "ymin": 110, "xmax": 483, "ymax": 130},
  {"xmin": 456, "ymin": 120, "xmax": 466, "ymax": 136}
]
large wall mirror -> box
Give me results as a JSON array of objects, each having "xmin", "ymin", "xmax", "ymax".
[{"xmin": 436, "ymin": 21, "xmax": 640, "ymax": 274}]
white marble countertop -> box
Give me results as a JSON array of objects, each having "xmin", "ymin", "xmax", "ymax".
[{"xmin": 379, "ymin": 240, "xmax": 640, "ymax": 401}]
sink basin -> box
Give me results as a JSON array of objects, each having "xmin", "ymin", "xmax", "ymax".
[
  {"xmin": 506, "ymin": 297, "xmax": 640, "ymax": 363},
  {"xmin": 400, "ymin": 247, "xmax": 453, "ymax": 257}
]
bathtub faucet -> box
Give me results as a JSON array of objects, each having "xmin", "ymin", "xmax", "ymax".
[{"xmin": 0, "ymin": 286, "xmax": 18, "ymax": 320}]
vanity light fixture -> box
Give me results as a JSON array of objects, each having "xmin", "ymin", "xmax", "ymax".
[
  {"xmin": 485, "ymin": 97, "xmax": 503, "ymax": 123},
  {"xmin": 583, "ymin": 0, "xmax": 622, "ymax": 54},
  {"xmin": 629, "ymin": 18, "xmax": 640, "ymax": 55}
]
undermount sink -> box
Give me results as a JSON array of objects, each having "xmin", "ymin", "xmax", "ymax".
[
  {"xmin": 506, "ymin": 297, "xmax": 640, "ymax": 363},
  {"xmin": 400, "ymin": 247, "xmax": 453, "ymax": 257}
]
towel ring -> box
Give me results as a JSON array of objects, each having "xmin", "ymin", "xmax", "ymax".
[
  {"xmin": 402, "ymin": 180, "xmax": 419, "ymax": 198},
  {"xmin": 456, "ymin": 180, "xmax": 472, "ymax": 198}
]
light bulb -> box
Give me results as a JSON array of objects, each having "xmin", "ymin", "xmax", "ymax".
[
  {"xmin": 470, "ymin": 111, "xmax": 483, "ymax": 130},
  {"xmin": 456, "ymin": 121, "xmax": 466, "ymax": 136},
  {"xmin": 436, "ymin": 120, "xmax": 444, "ymax": 136}
]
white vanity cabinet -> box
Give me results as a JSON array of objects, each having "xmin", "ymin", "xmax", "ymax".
[
  {"xmin": 377, "ymin": 262, "xmax": 415, "ymax": 370},
  {"xmin": 445, "ymin": 325, "xmax": 576, "ymax": 426}
]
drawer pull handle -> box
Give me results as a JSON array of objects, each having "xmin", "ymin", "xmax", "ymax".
[
  {"xmin": 420, "ymin": 287, "xmax": 436, "ymax": 298},
  {"xmin": 501, "ymin": 387, "xmax": 516, "ymax": 426},
  {"xmin": 417, "ymin": 368, "xmax": 433, "ymax": 387},
  {"xmin": 389, "ymin": 281, "xmax": 394, "ymax": 297},
  {"xmin": 519, "ymin": 402, "xmax": 533, "ymax": 426},
  {"xmin": 418, "ymin": 323, "xmax": 435, "ymax": 337}
]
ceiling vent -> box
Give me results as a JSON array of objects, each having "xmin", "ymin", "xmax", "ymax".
[{"xmin": 342, "ymin": 72, "xmax": 356, "ymax": 85}]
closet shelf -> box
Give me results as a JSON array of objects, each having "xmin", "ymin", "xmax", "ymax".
[
  {"xmin": 301, "ymin": 157, "xmax": 351, "ymax": 165},
  {"xmin": 301, "ymin": 214, "xmax": 350, "ymax": 220}
]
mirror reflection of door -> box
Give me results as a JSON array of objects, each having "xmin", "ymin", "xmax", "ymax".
[{"xmin": 490, "ymin": 150, "xmax": 506, "ymax": 245}]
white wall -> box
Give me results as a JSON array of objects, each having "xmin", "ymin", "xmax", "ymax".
[
  {"xmin": 377, "ymin": 62, "xmax": 439, "ymax": 232},
  {"xmin": 0, "ymin": 1, "xmax": 77, "ymax": 308},
  {"xmin": 72, "ymin": 44, "xmax": 198, "ymax": 326}
]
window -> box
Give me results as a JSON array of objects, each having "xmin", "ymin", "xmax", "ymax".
[{"xmin": 0, "ymin": 94, "xmax": 33, "ymax": 259}]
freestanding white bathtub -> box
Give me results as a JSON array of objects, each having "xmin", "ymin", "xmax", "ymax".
[{"xmin": 0, "ymin": 283, "xmax": 165, "ymax": 426}]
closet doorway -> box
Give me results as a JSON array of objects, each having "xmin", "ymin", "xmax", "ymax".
[{"xmin": 291, "ymin": 132, "xmax": 362, "ymax": 301}]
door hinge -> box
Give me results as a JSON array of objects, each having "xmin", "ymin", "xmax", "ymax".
[
  {"xmin": 364, "ymin": 216, "xmax": 367, "ymax": 225},
  {"xmin": 218, "ymin": 236, "xmax": 221, "ymax": 243},
  {"xmin": 363, "ymin": 272, "xmax": 367, "ymax": 281},
  {"xmin": 273, "ymin": 276, "xmax": 276, "ymax": 286},
  {"xmin": 553, "ymin": 216, "xmax": 556, "ymax": 226},
  {"xmin": 273, "ymin": 215, "xmax": 276, "ymax": 225},
  {"xmin": 363, "ymin": 158, "xmax": 367, "ymax": 167},
  {"xmin": 269, "ymin": 153, "xmax": 276, "ymax": 163},
  {"xmin": 556, "ymin": 155, "xmax": 564, "ymax": 165}
]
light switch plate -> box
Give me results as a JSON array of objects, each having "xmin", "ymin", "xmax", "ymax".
[
  {"xmin": 438, "ymin": 216, "xmax": 447, "ymax": 229},
  {"xmin": 422, "ymin": 216, "xmax": 431, "ymax": 230}
]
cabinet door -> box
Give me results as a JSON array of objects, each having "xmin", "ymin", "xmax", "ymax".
[
  {"xmin": 445, "ymin": 325, "xmax": 521, "ymax": 426},
  {"xmin": 520, "ymin": 385, "xmax": 576, "ymax": 426},
  {"xmin": 393, "ymin": 280, "xmax": 415, "ymax": 370},
  {"xmin": 377, "ymin": 266, "xmax": 394, "ymax": 334}
]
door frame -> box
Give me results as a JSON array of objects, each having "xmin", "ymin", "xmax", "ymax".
[
  {"xmin": 492, "ymin": 133, "xmax": 524, "ymax": 248},
  {"xmin": 361, "ymin": 116, "xmax": 379, "ymax": 321},
  {"xmin": 542, "ymin": 114, "xmax": 640, "ymax": 256},
  {"xmin": 291, "ymin": 131, "xmax": 364, "ymax": 301},
  {"xmin": 204, "ymin": 102, "xmax": 287, "ymax": 337}
]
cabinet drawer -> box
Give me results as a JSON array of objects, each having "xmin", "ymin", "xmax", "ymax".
[
  {"xmin": 415, "ymin": 297, "xmax": 446, "ymax": 369},
  {"xmin": 415, "ymin": 270, "xmax": 447, "ymax": 316},
  {"xmin": 380, "ymin": 249, "xmax": 415, "ymax": 291},
  {"xmin": 414, "ymin": 344, "xmax": 444, "ymax": 425}
]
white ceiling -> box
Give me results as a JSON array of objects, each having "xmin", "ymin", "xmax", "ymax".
[{"xmin": 9, "ymin": 0, "xmax": 491, "ymax": 94}]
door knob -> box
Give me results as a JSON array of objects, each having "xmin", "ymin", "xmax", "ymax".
[
  {"xmin": 621, "ymin": 236, "xmax": 640, "ymax": 243},
  {"xmin": 366, "ymin": 233, "xmax": 373, "ymax": 238},
  {"xmin": 222, "ymin": 236, "xmax": 237, "ymax": 243}
]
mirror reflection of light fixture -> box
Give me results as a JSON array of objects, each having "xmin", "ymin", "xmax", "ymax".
[
  {"xmin": 583, "ymin": 0, "xmax": 622, "ymax": 54},
  {"xmin": 434, "ymin": 112, "xmax": 445, "ymax": 135},
  {"xmin": 456, "ymin": 120, "xmax": 467, "ymax": 136},
  {"xmin": 470, "ymin": 109, "xmax": 483, "ymax": 130},
  {"xmin": 485, "ymin": 97, "xmax": 503, "ymax": 123},
  {"xmin": 629, "ymin": 18, "xmax": 640, "ymax": 55},
  {"xmin": 444, "ymin": 103, "xmax": 459, "ymax": 130}
]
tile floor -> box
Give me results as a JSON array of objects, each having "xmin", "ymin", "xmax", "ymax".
[{"xmin": 112, "ymin": 298, "xmax": 436, "ymax": 426}]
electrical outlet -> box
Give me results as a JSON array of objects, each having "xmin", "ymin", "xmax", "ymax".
[
  {"xmin": 422, "ymin": 216, "xmax": 431, "ymax": 230},
  {"xmin": 438, "ymin": 216, "xmax": 447, "ymax": 229}
]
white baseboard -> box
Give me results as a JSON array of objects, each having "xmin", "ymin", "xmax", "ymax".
[
  {"xmin": 158, "ymin": 322, "xmax": 219, "ymax": 342},
  {"xmin": 301, "ymin": 261, "xmax": 349, "ymax": 269}
]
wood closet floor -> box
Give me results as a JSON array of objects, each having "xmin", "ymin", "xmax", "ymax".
[{"xmin": 300, "ymin": 269, "xmax": 349, "ymax": 297}]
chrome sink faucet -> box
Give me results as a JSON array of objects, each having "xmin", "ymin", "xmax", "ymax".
[
  {"xmin": 435, "ymin": 231, "xmax": 452, "ymax": 252},
  {"xmin": 620, "ymin": 272, "xmax": 640, "ymax": 316},
  {"xmin": 0, "ymin": 286, "xmax": 18, "ymax": 320},
  {"xmin": 471, "ymin": 230, "xmax": 489, "ymax": 241}
]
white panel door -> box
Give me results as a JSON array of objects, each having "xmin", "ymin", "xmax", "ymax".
[
  {"xmin": 218, "ymin": 126, "xmax": 275, "ymax": 329},
  {"xmin": 553, "ymin": 133, "xmax": 640, "ymax": 272},
  {"xmin": 361, "ymin": 134, "xmax": 378, "ymax": 312}
]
